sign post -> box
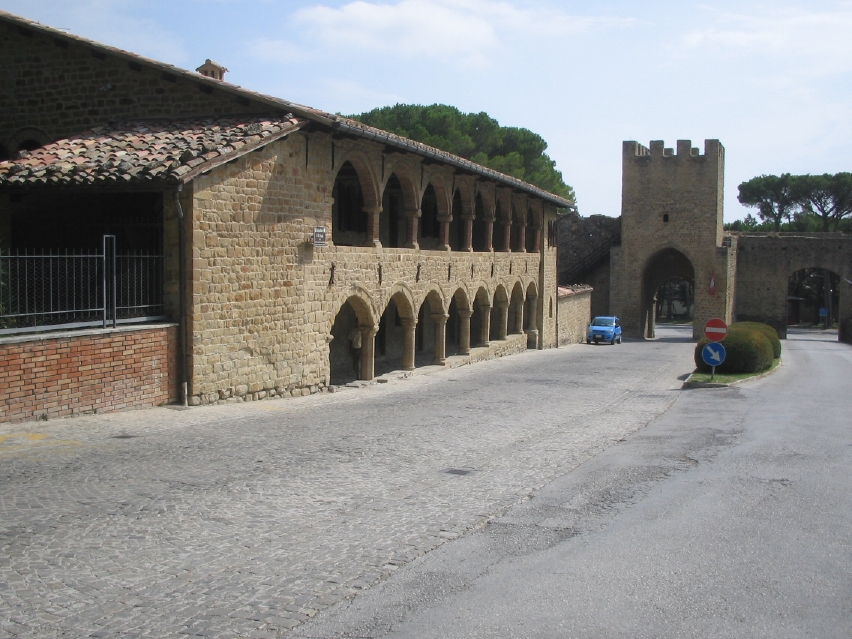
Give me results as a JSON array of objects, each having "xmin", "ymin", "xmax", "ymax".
[
  {"xmin": 701, "ymin": 342, "xmax": 727, "ymax": 381},
  {"xmin": 702, "ymin": 319, "xmax": 728, "ymax": 381}
]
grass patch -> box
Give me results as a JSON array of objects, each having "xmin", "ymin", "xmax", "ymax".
[{"xmin": 687, "ymin": 357, "xmax": 781, "ymax": 384}]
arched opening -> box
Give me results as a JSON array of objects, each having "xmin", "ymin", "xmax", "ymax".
[
  {"xmin": 17, "ymin": 139, "xmax": 43, "ymax": 153},
  {"xmin": 642, "ymin": 248, "xmax": 695, "ymax": 339},
  {"xmin": 508, "ymin": 282, "xmax": 525, "ymax": 334},
  {"xmin": 380, "ymin": 174, "xmax": 404, "ymax": 249},
  {"xmin": 415, "ymin": 290, "xmax": 444, "ymax": 366},
  {"xmin": 788, "ymin": 268, "xmax": 840, "ymax": 332},
  {"xmin": 449, "ymin": 189, "xmax": 464, "ymax": 251},
  {"xmin": 655, "ymin": 277, "xmax": 694, "ymax": 325},
  {"xmin": 510, "ymin": 210, "xmax": 522, "ymax": 252},
  {"xmin": 495, "ymin": 201, "xmax": 508, "ymax": 252},
  {"xmin": 374, "ymin": 292, "xmax": 416, "ymax": 375},
  {"xmin": 332, "ymin": 161, "xmax": 367, "ymax": 246},
  {"xmin": 525, "ymin": 209, "xmax": 537, "ymax": 253},
  {"xmin": 419, "ymin": 184, "xmax": 440, "ymax": 250},
  {"xmin": 472, "ymin": 193, "xmax": 488, "ymax": 252},
  {"xmin": 471, "ymin": 286, "xmax": 491, "ymax": 347},
  {"xmin": 490, "ymin": 284, "xmax": 509, "ymax": 341},
  {"xmin": 524, "ymin": 282, "xmax": 539, "ymax": 349},
  {"xmin": 329, "ymin": 296, "xmax": 374, "ymax": 385}
]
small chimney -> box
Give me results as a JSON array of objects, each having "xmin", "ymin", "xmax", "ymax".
[{"xmin": 196, "ymin": 59, "xmax": 228, "ymax": 81}]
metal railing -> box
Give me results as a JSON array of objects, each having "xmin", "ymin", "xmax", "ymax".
[{"xmin": 0, "ymin": 235, "xmax": 166, "ymax": 335}]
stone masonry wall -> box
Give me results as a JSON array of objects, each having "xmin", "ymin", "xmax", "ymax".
[
  {"xmin": 186, "ymin": 131, "xmax": 557, "ymax": 405},
  {"xmin": 611, "ymin": 140, "xmax": 735, "ymax": 339},
  {"xmin": 558, "ymin": 286, "xmax": 592, "ymax": 345},
  {"xmin": 735, "ymin": 233, "xmax": 852, "ymax": 340},
  {"xmin": 0, "ymin": 18, "xmax": 273, "ymax": 155},
  {"xmin": 0, "ymin": 324, "xmax": 178, "ymax": 423}
]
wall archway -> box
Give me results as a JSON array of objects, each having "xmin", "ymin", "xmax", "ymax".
[{"xmin": 641, "ymin": 247, "xmax": 695, "ymax": 339}]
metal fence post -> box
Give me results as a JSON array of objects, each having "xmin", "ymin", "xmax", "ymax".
[{"xmin": 103, "ymin": 235, "xmax": 116, "ymax": 329}]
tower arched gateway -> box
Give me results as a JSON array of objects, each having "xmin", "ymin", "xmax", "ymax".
[{"xmin": 610, "ymin": 139, "xmax": 736, "ymax": 339}]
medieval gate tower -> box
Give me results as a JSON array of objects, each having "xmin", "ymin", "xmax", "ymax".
[{"xmin": 610, "ymin": 139, "xmax": 736, "ymax": 340}]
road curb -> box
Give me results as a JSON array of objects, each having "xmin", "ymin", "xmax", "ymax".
[{"xmin": 682, "ymin": 357, "xmax": 783, "ymax": 389}]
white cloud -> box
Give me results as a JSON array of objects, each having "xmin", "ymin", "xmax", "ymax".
[
  {"xmin": 271, "ymin": 0, "xmax": 634, "ymax": 67},
  {"xmin": 681, "ymin": 6, "xmax": 852, "ymax": 75}
]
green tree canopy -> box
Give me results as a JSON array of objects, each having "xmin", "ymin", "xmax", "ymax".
[
  {"xmin": 347, "ymin": 104, "xmax": 576, "ymax": 204},
  {"xmin": 737, "ymin": 173, "xmax": 798, "ymax": 232},
  {"xmin": 732, "ymin": 173, "xmax": 852, "ymax": 232},
  {"xmin": 794, "ymin": 173, "xmax": 852, "ymax": 232}
]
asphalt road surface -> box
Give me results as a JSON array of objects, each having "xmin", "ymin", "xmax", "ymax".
[
  {"xmin": 292, "ymin": 328, "xmax": 852, "ymax": 639},
  {"xmin": 1, "ymin": 327, "xmax": 848, "ymax": 638}
]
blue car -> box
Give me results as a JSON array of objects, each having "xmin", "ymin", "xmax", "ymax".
[{"xmin": 587, "ymin": 316, "xmax": 622, "ymax": 345}]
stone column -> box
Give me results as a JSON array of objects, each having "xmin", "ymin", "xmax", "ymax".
[
  {"xmin": 462, "ymin": 215, "xmax": 474, "ymax": 252},
  {"xmin": 432, "ymin": 312, "xmax": 449, "ymax": 365},
  {"xmin": 502, "ymin": 221, "xmax": 512, "ymax": 253},
  {"xmin": 479, "ymin": 304, "xmax": 492, "ymax": 345},
  {"xmin": 496, "ymin": 301, "xmax": 509, "ymax": 340},
  {"xmin": 458, "ymin": 309, "xmax": 472, "ymax": 355},
  {"xmin": 404, "ymin": 208, "xmax": 420, "ymax": 249},
  {"xmin": 525, "ymin": 294, "xmax": 538, "ymax": 348},
  {"xmin": 484, "ymin": 218, "xmax": 494, "ymax": 252},
  {"xmin": 512, "ymin": 298, "xmax": 525, "ymax": 334},
  {"xmin": 437, "ymin": 215, "xmax": 451, "ymax": 251},
  {"xmin": 532, "ymin": 226, "xmax": 541, "ymax": 252},
  {"xmin": 359, "ymin": 325, "xmax": 378, "ymax": 380},
  {"xmin": 517, "ymin": 222, "xmax": 527, "ymax": 253},
  {"xmin": 363, "ymin": 206, "xmax": 382, "ymax": 248},
  {"xmin": 401, "ymin": 318, "xmax": 417, "ymax": 371}
]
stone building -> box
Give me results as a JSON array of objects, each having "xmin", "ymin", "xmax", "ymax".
[
  {"xmin": 0, "ymin": 10, "xmax": 581, "ymax": 421},
  {"xmin": 562, "ymin": 138, "xmax": 852, "ymax": 343},
  {"xmin": 609, "ymin": 140, "xmax": 735, "ymax": 340}
]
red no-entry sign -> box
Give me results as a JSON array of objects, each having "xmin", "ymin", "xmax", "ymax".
[{"xmin": 704, "ymin": 318, "xmax": 728, "ymax": 342}]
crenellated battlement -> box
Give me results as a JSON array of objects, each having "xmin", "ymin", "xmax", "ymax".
[{"xmin": 623, "ymin": 139, "xmax": 722, "ymax": 161}]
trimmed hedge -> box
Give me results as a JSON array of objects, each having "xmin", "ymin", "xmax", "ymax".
[
  {"xmin": 695, "ymin": 325, "xmax": 774, "ymax": 374},
  {"xmin": 731, "ymin": 321, "xmax": 781, "ymax": 359}
]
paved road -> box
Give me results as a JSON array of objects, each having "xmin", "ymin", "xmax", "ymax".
[
  {"xmin": 0, "ymin": 329, "xmax": 694, "ymax": 638},
  {"xmin": 291, "ymin": 328, "xmax": 852, "ymax": 639}
]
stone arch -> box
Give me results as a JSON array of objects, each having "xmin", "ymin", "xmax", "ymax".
[
  {"xmin": 472, "ymin": 189, "xmax": 493, "ymax": 252},
  {"xmin": 334, "ymin": 149, "xmax": 381, "ymax": 209},
  {"xmin": 446, "ymin": 286, "xmax": 472, "ymax": 357},
  {"xmin": 328, "ymin": 286, "xmax": 378, "ymax": 333},
  {"xmin": 641, "ymin": 246, "xmax": 696, "ymax": 339},
  {"xmin": 381, "ymin": 282, "xmax": 417, "ymax": 320},
  {"xmin": 383, "ymin": 159, "xmax": 421, "ymax": 211},
  {"xmin": 524, "ymin": 280, "xmax": 540, "ymax": 348},
  {"xmin": 328, "ymin": 288, "xmax": 379, "ymax": 384},
  {"xmin": 413, "ymin": 284, "xmax": 449, "ymax": 366},
  {"xmin": 508, "ymin": 280, "xmax": 525, "ymax": 335},
  {"xmin": 494, "ymin": 191, "xmax": 513, "ymax": 252},
  {"xmin": 5, "ymin": 127, "xmax": 50, "ymax": 155},
  {"xmin": 449, "ymin": 188, "xmax": 464, "ymax": 251},
  {"xmin": 471, "ymin": 284, "xmax": 493, "ymax": 347},
  {"xmin": 375, "ymin": 283, "xmax": 418, "ymax": 376},
  {"xmin": 491, "ymin": 282, "xmax": 510, "ymax": 341}
]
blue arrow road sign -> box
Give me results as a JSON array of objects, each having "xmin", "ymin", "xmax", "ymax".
[{"xmin": 702, "ymin": 342, "xmax": 726, "ymax": 367}]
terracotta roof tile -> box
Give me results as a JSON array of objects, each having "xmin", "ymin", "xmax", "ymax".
[{"xmin": 0, "ymin": 116, "xmax": 305, "ymax": 187}]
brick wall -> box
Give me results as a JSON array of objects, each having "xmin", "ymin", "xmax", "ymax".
[
  {"xmin": 558, "ymin": 286, "xmax": 592, "ymax": 345},
  {"xmin": 0, "ymin": 324, "xmax": 178, "ymax": 424}
]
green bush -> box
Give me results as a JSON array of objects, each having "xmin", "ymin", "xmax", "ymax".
[
  {"xmin": 731, "ymin": 322, "xmax": 781, "ymax": 358},
  {"xmin": 695, "ymin": 325, "xmax": 774, "ymax": 374}
]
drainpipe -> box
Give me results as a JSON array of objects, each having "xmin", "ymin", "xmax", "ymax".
[{"xmin": 174, "ymin": 186, "xmax": 189, "ymax": 406}]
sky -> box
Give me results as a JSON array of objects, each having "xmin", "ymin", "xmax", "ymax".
[{"xmin": 1, "ymin": 0, "xmax": 850, "ymax": 221}]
